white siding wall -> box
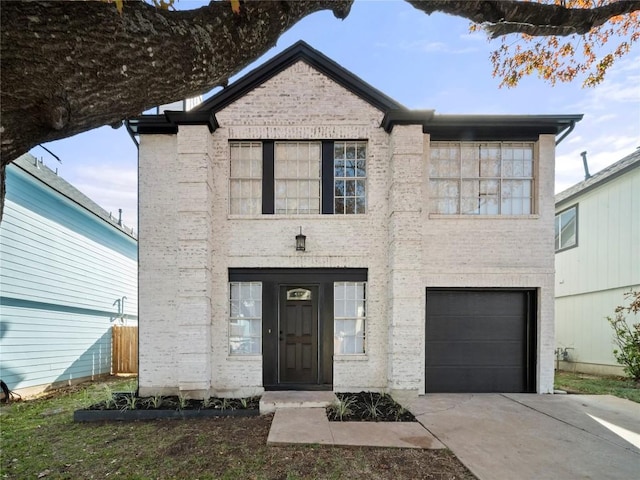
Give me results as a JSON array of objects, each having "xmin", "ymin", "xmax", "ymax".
[
  {"xmin": 0, "ymin": 166, "xmax": 137, "ymax": 395},
  {"xmin": 555, "ymin": 166, "xmax": 640, "ymax": 373}
]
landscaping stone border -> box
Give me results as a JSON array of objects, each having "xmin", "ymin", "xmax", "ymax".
[{"xmin": 73, "ymin": 408, "xmax": 259, "ymax": 422}]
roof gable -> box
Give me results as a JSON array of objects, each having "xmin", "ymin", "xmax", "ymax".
[{"xmin": 194, "ymin": 40, "xmax": 404, "ymax": 114}]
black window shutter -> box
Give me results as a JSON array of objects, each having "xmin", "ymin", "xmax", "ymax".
[{"xmin": 262, "ymin": 141, "xmax": 274, "ymax": 214}]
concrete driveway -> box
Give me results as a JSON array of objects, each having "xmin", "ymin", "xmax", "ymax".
[{"xmin": 407, "ymin": 393, "xmax": 640, "ymax": 480}]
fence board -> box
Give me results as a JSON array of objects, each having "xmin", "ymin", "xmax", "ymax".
[{"xmin": 112, "ymin": 326, "xmax": 138, "ymax": 374}]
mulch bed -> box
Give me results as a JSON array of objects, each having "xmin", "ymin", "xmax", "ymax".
[
  {"xmin": 327, "ymin": 391, "xmax": 416, "ymax": 422},
  {"xmin": 85, "ymin": 393, "xmax": 260, "ymax": 411}
]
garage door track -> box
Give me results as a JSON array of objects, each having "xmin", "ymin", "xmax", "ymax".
[{"xmin": 407, "ymin": 393, "xmax": 640, "ymax": 480}]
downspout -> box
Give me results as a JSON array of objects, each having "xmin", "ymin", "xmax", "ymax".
[{"xmin": 555, "ymin": 120, "xmax": 576, "ymax": 145}]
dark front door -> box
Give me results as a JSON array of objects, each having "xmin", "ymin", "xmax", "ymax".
[{"xmin": 279, "ymin": 286, "xmax": 318, "ymax": 384}]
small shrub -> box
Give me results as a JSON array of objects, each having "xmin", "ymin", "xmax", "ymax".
[
  {"xmin": 328, "ymin": 396, "xmax": 356, "ymax": 421},
  {"xmin": 607, "ymin": 290, "xmax": 640, "ymax": 383},
  {"xmin": 363, "ymin": 392, "xmax": 382, "ymax": 420},
  {"xmin": 177, "ymin": 393, "xmax": 189, "ymax": 410},
  {"xmin": 144, "ymin": 395, "xmax": 163, "ymax": 409},
  {"xmin": 121, "ymin": 393, "xmax": 138, "ymax": 411}
]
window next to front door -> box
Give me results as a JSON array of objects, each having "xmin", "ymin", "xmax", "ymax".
[
  {"xmin": 229, "ymin": 141, "xmax": 367, "ymax": 215},
  {"xmin": 229, "ymin": 282, "xmax": 262, "ymax": 355},
  {"xmin": 334, "ymin": 282, "xmax": 366, "ymax": 354}
]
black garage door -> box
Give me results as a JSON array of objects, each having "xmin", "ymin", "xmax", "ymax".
[{"xmin": 425, "ymin": 289, "xmax": 536, "ymax": 393}]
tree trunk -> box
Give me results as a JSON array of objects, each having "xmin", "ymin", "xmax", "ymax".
[{"xmin": 0, "ymin": 0, "xmax": 353, "ymax": 166}]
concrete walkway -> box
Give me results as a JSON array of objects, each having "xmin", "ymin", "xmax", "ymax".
[
  {"xmin": 263, "ymin": 390, "xmax": 443, "ymax": 449},
  {"xmin": 267, "ymin": 407, "xmax": 445, "ymax": 449},
  {"xmin": 407, "ymin": 393, "xmax": 640, "ymax": 480}
]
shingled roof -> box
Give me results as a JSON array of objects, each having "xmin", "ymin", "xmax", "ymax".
[
  {"xmin": 556, "ymin": 148, "xmax": 640, "ymax": 208},
  {"xmin": 11, "ymin": 153, "xmax": 136, "ymax": 239}
]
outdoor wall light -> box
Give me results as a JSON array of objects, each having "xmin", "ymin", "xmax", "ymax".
[{"xmin": 295, "ymin": 227, "xmax": 306, "ymax": 252}]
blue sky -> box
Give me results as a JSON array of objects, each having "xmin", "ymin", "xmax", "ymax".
[{"xmin": 32, "ymin": 0, "xmax": 640, "ymax": 230}]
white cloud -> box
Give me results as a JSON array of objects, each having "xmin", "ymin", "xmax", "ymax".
[
  {"xmin": 64, "ymin": 164, "xmax": 138, "ymax": 230},
  {"xmin": 398, "ymin": 39, "xmax": 479, "ymax": 55},
  {"xmin": 568, "ymin": 55, "xmax": 640, "ymax": 112}
]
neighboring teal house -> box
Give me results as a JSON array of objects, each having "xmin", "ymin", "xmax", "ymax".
[{"xmin": 0, "ymin": 154, "xmax": 137, "ymax": 397}]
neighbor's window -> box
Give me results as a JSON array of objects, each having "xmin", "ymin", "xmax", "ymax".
[
  {"xmin": 230, "ymin": 142, "xmax": 262, "ymax": 215},
  {"xmin": 275, "ymin": 141, "xmax": 321, "ymax": 214},
  {"xmin": 555, "ymin": 205, "xmax": 578, "ymax": 251},
  {"xmin": 334, "ymin": 282, "xmax": 366, "ymax": 354},
  {"xmin": 229, "ymin": 282, "xmax": 262, "ymax": 355},
  {"xmin": 430, "ymin": 142, "xmax": 534, "ymax": 215}
]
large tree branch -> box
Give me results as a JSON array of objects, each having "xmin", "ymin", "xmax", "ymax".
[
  {"xmin": 406, "ymin": 0, "xmax": 640, "ymax": 38},
  {"xmin": 2, "ymin": 0, "xmax": 639, "ymax": 169},
  {"xmin": 0, "ymin": 0, "xmax": 353, "ymax": 165}
]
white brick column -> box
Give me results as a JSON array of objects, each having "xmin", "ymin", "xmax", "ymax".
[
  {"xmin": 387, "ymin": 125, "xmax": 424, "ymax": 394},
  {"xmin": 537, "ymin": 134, "xmax": 557, "ymax": 393},
  {"xmin": 138, "ymin": 134, "xmax": 179, "ymax": 396},
  {"xmin": 175, "ymin": 125, "xmax": 214, "ymax": 398}
]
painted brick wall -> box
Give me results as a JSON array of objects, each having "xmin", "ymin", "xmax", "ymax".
[{"xmin": 138, "ymin": 60, "xmax": 557, "ymax": 397}]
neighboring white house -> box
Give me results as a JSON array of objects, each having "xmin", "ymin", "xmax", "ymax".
[
  {"xmin": 555, "ymin": 148, "xmax": 640, "ymax": 376},
  {"xmin": 128, "ymin": 41, "xmax": 581, "ymax": 398}
]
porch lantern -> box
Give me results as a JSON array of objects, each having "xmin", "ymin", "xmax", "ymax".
[{"xmin": 295, "ymin": 227, "xmax": 306, "ymax": 252}]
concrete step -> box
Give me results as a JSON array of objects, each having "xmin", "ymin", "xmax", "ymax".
[{"xmin": 260, "ymin": 391, "xmax": 338, "ymax": 414}]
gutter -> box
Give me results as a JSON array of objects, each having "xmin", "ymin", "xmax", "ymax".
[{"xmin": 555, "ymin": 120, "xmax": 577, "ymax": 145}]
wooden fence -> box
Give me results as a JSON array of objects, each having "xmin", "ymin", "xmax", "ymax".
[{"xmin": 112, "ymin": 326, "xmax": 138, "ymax": 374}]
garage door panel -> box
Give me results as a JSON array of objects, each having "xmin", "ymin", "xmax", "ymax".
[
  {"xmin": 427, "ymin": 291, "xmax": 526, "ymax": 317},
  {"xmin": 425, "ymin": 289, "xmax": 535, "ymax": 393},
  {"xmin": 426, "ymin": 367, "xmax": 525, "ymax": 393},
  {"xmin": 425, "ymin": 341, "xmax": 524, "ymax": 366},
  {"xmin": 425, "ymin": 316, "xmax": 525, "ymax": 341}
]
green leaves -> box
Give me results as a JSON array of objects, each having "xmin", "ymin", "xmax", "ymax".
[{"xmin": 608, "ymin": 290, "xmax": 640, "ymax": 383}]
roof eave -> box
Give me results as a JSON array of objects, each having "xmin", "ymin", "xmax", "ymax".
[{"xmin": 194, "ymin": 40, "xmax": 404, "ymax": 114}]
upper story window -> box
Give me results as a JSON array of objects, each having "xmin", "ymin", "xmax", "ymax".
[
  {"xmin": 334, "ymin": 142, "xmax": 367, "ymax": 214},
  {"xmin": 555, "ymin": 205, "xmax": 578, "ymax": 251},
  {"xmin": 229, "ymin": 140, "xmax": 367, "ymax": 215},
  {"xmin": 230, "ymin": 142, "xmax": 262, "ymax": 215},
  {"xmin": 275, "ymin": 142, "xmax": 321, "ymax": 214},
  {"xmin": 429, "ymin": 142, "xmax": 534, "ymax": 215}
]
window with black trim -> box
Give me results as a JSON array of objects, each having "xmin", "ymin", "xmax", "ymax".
[
  {"xmin": 229, "ymin": 140, "xmax": 367, "ymax": 215},
  {"xmin": 555, "ymin": 205, "xmax": 578, "ymax": 251},
  {"xmin": 334, "ymin": 281, "xmax": 366, "ymax": 354},
  {"xmin": 430, "ymin": 142, "xmax": 534, "ymax": 215}
]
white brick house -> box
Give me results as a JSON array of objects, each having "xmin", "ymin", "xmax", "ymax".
[{"xmin": 129, "ymin": 41, "xmax": 581, "ymax": 398}]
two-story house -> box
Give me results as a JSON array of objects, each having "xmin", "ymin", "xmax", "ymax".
[{"xmin": 128, "ymin": 41, "xmax": 581, "ymax": 398}]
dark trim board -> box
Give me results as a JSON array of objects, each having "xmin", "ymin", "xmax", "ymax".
[
  {"xmin": 229, "ymin": 268, "xmax": 367, "ymax": 390},
  {"xmin": 425, "ymin": 288, "xmax": 537, "ymax": 393},
  {"xmin": 195, "ymin": 41, "xmax": 404, "ymax": 114}
]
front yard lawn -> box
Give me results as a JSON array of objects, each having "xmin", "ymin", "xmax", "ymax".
[
  {"xmin": 555, "ymin": 371, "xmax": 640, "ymax": 403},
  {"xmin": 0, "ymin": 377, "xmax": 474, "ymax": 480}
]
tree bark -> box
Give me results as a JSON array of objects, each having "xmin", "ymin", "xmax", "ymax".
[
  {"xmin": 406, "ymin": 0, "xmax": 640, "ymax": 38},
  {"xmin": 0, "ymin": 0, "xmax": 353, "ymax": 166},
  {"xmin": 3, "ymin": 0, "xmax": 639, "ymax": 170}
]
